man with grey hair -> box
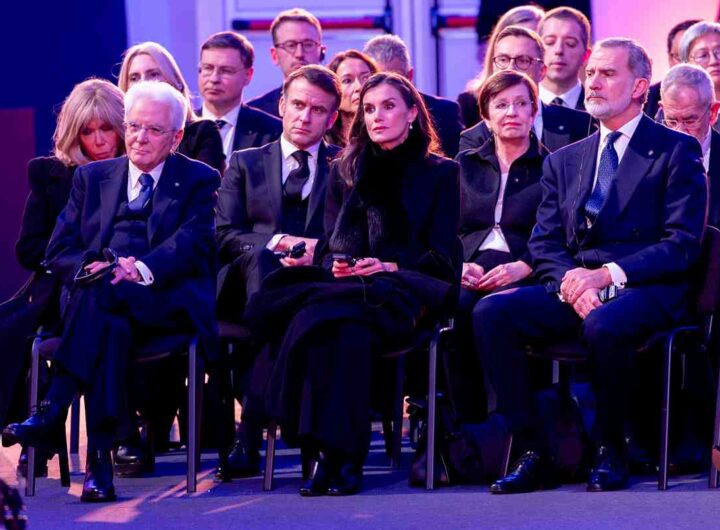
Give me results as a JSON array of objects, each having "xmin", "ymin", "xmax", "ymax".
[
  {"xmin": 680, "ymin": 21, "xmax": 720, "ymax": 132},
  {"xmin": 363, "ymin": 34, "xmax": 464, "ymax": 157},
  {"xmin": 2, "ymin": 80, "xmax": 221, "ymax": 503},
  {"xmin": 473, "ymin": 38, "xmax": 707, "ymax": 494}
]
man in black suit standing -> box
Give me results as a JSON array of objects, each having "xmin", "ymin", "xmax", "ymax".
[
  {"xmin": 2, "ymin": 81, "xmax": 220, "ymax": 502},
  {"xmin": 473, "ymin": 38, "xmax": 706, "ymax": 493},
  {"xmin": 198, "ymin": 31, "xmax": 282, "ymax": 164},
  {"xmin": 247, "ymin": 8, "xmax": 327, "ymax": 118},
  {"xmin": 363, "ymin": 34, "xmax": 465, "ymax": 158},
  {"xmin": 459, "ymin": 26, "xmax": 593, "ymax": 153},
  {"xmin": 538, "ymin": 7, "xmax": 591, "ymax": 110},
  {"xmin": 215, "ymin": 65, "xmax": 342, "ymax": 476}
]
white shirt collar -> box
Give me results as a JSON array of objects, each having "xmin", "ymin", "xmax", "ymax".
[
  {"xmin": 539, "ymin": 81, "xmax": 583, "ymax": 108},
  {"xmin": 128, "ymin": 159, "xmax": 164, "ymax": 189},
  {"xmin": 280, "ymin": 134, "xmax": 321, "ymax": 161},
  {"xmin": 598, "ymin": 110, "xmax": 644, "ymax": 146},
  {"xmin": 201, "ymin": 103, "xmax": 242, "ymax": 127}
]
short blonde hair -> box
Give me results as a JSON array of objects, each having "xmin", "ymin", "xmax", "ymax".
[
  {"xmin": 118, "ymin": 41, "xmax": 196, "ymax": 121},
  {"xmin": 54, "ymin": 78, "xmax": 125, "ymax": 167}
]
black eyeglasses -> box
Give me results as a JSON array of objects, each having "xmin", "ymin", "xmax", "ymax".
[
  {"xmin": 492, "ymin": 54, "xmax": 544, "ymax": 71},
  {"xmin": 274, "ymin": 40, "xmax": 320, "ymax": 53}
]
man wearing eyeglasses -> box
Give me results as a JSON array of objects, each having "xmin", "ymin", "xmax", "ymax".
[
  {"xmin": 247, "ymin": 8, "xmax": 327, "ymax": 118},
  {"xmin": 2, "ymin": 81, "xmax": 220, "ymax": 503},
  {"xmin": 459, "ymin": 26, "xmax": 594, "ymax": 153},
  {"xmin": 198, "ymin": 32, "xmax": 282, "ymax": 163}
]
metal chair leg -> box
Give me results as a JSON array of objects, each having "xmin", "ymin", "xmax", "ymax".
[
  {"xmin": 710, "ymin": 330, "xmax": 720, "ymax": 488},
  {"xmin": 58, "ymin": 435, "xmax": 70, "ymax": 488},
  {"xmin": 390, "ymin": 356, "xmax": 405, "ymax": 469},
  {"xmin": 426, "ymin": 328, "xmax": 439, "ymax": 490},
  {"xmin": 187, "ymin": 338, "xmax": 200, "ymax": 493},
  {"xmin": 69, "ymin": 398, "xmax": 80, "ymax": 455},
  {"xmin": 26, "ymin": 334, "xmax": 42, "ymax": 497},
  {"xmin": 502, "ymin": 433, "xmax": 514, "ymax": 477},
  {"xmin": 263, "ymin": 422, "xmax": 277, "ymax": 491},
  {"xmin": 659, "ymin": 334, "xmax": 675, "ymax": 491}
]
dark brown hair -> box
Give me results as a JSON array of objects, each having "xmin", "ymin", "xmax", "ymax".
[
  {"xmin": 478, "ymin": 70, "xmax": 539, "ymax": 121},
  {"xmin": 337, "ymin": 72, "xmax": 441, "ymax": 184},
  {"xmin": 201, "ymin": 31, "xmax": 254, "ymax": 68},
  {"xmin": 484, "ymin": 25, "xmax": 545, "ymax": 79},
  {"xmin": 539, "ymin": 7, "xmax": 591, "ymax": 49},
  {"xmin": 282, "ymin": 64, "xmax": 341, "ymax": 112}
]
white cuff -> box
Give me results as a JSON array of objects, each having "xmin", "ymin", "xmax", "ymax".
[
  {"xmin": 134, "ymin": 260, "xmax": 154, "ymax": 286},
  {"xmin": 267, "ymin": 234, "xmax": 287, "ymax": 251},
  {"xmin": 603, "ymin": 262, "xmax": 627, "ymax": 288}
]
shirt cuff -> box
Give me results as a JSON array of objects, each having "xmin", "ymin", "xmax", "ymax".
[
  {"xmin": 267, "ymin": 234, "xmax": 286, "ymax": 251},
  {"xmin": 603, "ymin": 263, "xmax": 627, "ymax": 288},
  {"xmin": 134, "ymin": 260, "xmax": 154, "ymax": 286}
]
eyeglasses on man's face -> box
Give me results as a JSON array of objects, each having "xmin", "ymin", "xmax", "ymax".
[
  {"xmin": 663, "ymin": 107, "xmax": 711, "ymax": 130},
  {"xmin": 492, "ymin": 54, "xmax": 544, "ymax": 71},
  {"xmin": 124, "ymin": 121, "xmax": 174, "ymax": 138},
  {"xmin": 274, "ymin": 39, "xmax": 320, "ymax": 54}
]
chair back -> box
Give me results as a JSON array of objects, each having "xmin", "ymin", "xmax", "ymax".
[{"xmin": 695, "ymin": 225, "xmax": 720, "ymax": 316}]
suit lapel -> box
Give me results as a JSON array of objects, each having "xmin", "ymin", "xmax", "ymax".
[
  {"xmin": 99, "ymin": 158, "xmax": 128, "ymax": 246},
  {"xmin": 541, "ymin": 103, "xmax": 570, "ymax": 151},
  {"xmin": 233, "ymin": 104, "xmax": 257, "ymax": 152},
  {"xmin": 148, "ymin": 154, "xmax": 182, "ymax": 242},
  {"xmin": 571, "ymin": 133, "xmax": 599, "ymax": 238},
  {"xmin": 264, "ymin": 141, "xmax": 283, "ymax": 222}
]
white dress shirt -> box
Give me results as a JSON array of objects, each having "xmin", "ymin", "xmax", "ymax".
[
  {"xmin": 126, "ymin": 161, "xmax": 164, "ymax": 285},
  {"xmin": 201, "ymin": 103, "xmax": 241, "ymax": 162},
  {"xmin": 701, "ymin": 127, "xmax": 712, "ymax": 172},
  {"xmin": 266, "ymin": 135, "xmax": 322, "ymax": 250},
  {"xmin": 539, "ymin": 81, "xmax": 583, "ymax": 109},
  {"xmin": 478, "ymin": 171, "xmax": 511, "ymax": 253}
]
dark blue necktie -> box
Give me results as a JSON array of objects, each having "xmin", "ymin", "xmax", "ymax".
[
  {"xmin": 584, "ymin": 131, "xmax": 622, "ymax": 223},
  {"xmin": 284, "ymin": 150, "xmax": 310, "ymax": 201},
  {"xmin": 129, "ymin": 173, "xmax": 153, "ymax": 211}
]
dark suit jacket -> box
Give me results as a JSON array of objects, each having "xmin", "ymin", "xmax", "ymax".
[
  {"xmin": 457, "ymin": 136, "xmax": 546, "ymax": 263},
  {"xmin": 459, "ymin": 102, "xmax": 594, "ymax": 153},
  {"xmin": 16, "ymin": 157, "xmax": 74, "ymax": 272},
  {"xmin": 708, "ymin": 129, "xmax": 720, "ymax": 228},
  {"xmin": 178, "ymin": 119, "xmax": 225, "ymax": 174},
  {"xmin": 215, "ymin": 140, "xmax": 341, "ymax": 263},
  {"xmin": 529, "ymin": 114, "xmax": 707, "ymax": 289},
  {"xmin": 45, "ymin": 154, "xmax": 221, "ymax": 346},
  {"xmin": 644, "ymin": 82, "xmax": 662, "ymax": 121},
  {"xmin": 246, "ymin": 87, "xmax": 283, "ymax": 118},
  {"xmin": 197, "ymin": 103, "xmax": 282, "ymax": 154},
  {"xmin": 421, "ymin": 92, "xmax": 464, "ymax": 158}
]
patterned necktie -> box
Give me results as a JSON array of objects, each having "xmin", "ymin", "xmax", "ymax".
[
  {"xmin": 584, "ymin": 131, "xmax": 622, "ymax": 223},
  {"xmin": 284, "ymin": 150, "xmax": 310, "ymax": 201},
  {"xmin": 129, "ymin": 173, "xmax": 154, "ymax": 211},
  {"xmin": 550, "ymin": 96, "xmax": 565, "ymax": 106}
]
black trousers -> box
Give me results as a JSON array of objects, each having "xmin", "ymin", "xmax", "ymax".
[
  {"xmin": 54, "ymin": 279, "xmax": 185, "ymax": 447},
  {"xmin": 473, "ymin": 283, "xmax": 688, "ymax": 448}
]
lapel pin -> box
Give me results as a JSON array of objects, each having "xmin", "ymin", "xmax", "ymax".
[
  {"xmin": 648, "ymin": 150, "xmax": 654, "ymax": 156},
  {"xmin": 558, "ymin": 125, "xmax": 565, "ymax": 131},
  {"xmin": 174, "ymin": 182, "xmax": 180, "ymax": 187}
]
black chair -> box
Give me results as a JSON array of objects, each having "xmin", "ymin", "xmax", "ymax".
[
  {"xmin": 508, "ymin": 225, "xmax": 720, "ymax": 491},
  {"xmin": 25, "ymin": 331, "xmax": 206, "ymax": 495}
]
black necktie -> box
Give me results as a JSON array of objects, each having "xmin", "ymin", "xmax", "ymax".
[
  {"xmin": 584, "ymin": 131, "xmax": 622, "ymax": 223},
  {"xmin": 550, "ymin": 96, "xmax": 565, "ymax": 106},
  {"xmin": 129, "ymin": 173, "xmax": 154, "ymax": 211},
  {"xmin": 284, "ymin": 150, "xmax": 310, "ymax": 201},
  {"xmin": 215, "ymin": 119, "xmax": 227, "ymax": 130}
]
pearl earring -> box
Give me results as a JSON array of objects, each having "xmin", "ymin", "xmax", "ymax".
[{"xmin": 409, "ymin": 122, "xmax": 413, "ymax": 130}]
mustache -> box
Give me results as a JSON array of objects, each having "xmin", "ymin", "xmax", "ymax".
[{"xmin": 586, "ymin": 92, "xmax": 606, "ymax": 100}]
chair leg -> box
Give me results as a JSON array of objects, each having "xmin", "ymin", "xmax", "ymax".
[
  {"xmin": 69, "ymin": 398, "xmax": 80, "ymax": 455},
  {"xmin": 215, "ymin": 342, "xmax": 233, "ymax": 483},
  {"xmin": 659, "ymin": 334, "xmax": 674, "ymax": 491},
  {"xmin": 390, "ymin": 356, "xmax": 405, "ymax": 469},
  {"xmin": 502, "ymin": 433, "xmax": 514, "ymax": 477},
  {"xmin": 711, "ymin": 331, "xmax": 720, "ymax": 488},
  {"xmin": 187, "ymin": 338, "xmax": 202, "ymax": 494},
  {"xmin": 58, "ymin": 434, "xmax": 70, "ymax": 488},
  {"xmin": 26, "ymin": 335, "xmax": 41, "ymax": 497},
  {"xmin": 425, "ymin": 328, "xmax": 439, "ymax": 490},
  {"xmin": 263, "ymin": 422, "xmax": 277, "ymax": 491}
]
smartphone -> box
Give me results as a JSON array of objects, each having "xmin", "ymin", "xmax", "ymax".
[{"xmin": 332, "ymin": 253, "xmax": 357, "ymax": 266}]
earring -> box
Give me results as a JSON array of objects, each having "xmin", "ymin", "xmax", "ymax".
[{"xmin": 409, "ymin": 122, "xmax": 413, "ymax": 130}]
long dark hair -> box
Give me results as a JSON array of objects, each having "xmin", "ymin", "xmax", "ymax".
[{"xmin": 337, "ymin": 71, "xmax": 442, "ymax": 184}]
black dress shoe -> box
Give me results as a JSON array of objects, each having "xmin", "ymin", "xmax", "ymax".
[
  {"xmin": 587, "ymin": 446, "xmax": 628, "ymax": 492},
  {"xmin": 2, "ymin": 401, "xmax": 66, "ymax": 450},
  {"xmin": 490, "ymin": 451, "xmax": 556, "ymax": 494},
  {"xmin": 17, "ymin": 447, "xmax": 49, "ymax": 478},
  {"xmin": 81, "ymin": 450, "xmax": 117, "ymax": 503},
  {"xmin": 225, "ymin": 438, "xmax": 261, "ymax": 478},
  {"xmin": 114, "ymin": 443, "xmax": 154, "ymax": 476},
  {"xmin": 299, "ymin": 455, "xmax": 332, "ymax": 497},
  {"xmin": 326, "ymin": 462, "xmax": 362, "ymax": 496}
]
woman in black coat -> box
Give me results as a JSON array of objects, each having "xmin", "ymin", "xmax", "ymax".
[
  {"xmin": 1, "ymin": 78, "xmax": 126, "ymax": 434},
  {"xmin": 246, "ymin": 72, "xmax": 460, "ymax": 496},
  {"xmin": 118, "ymin": 41, "xmax": 225, "ymax": 174},
  {"xmin": 450, "ymin": 71, "xmax": 547, "ymax": 422}
]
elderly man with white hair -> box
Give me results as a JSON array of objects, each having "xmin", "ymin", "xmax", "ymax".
[
  {"xmin": 2, "ymin": 81, "xmax": 220, "ymax": 503},
  {"xmin": 660, "ymin": 63, "xmax": 720, "ymax": 226}
]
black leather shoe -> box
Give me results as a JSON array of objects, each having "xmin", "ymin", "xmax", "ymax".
[
  {"xmin": 114, "ymin": 443, "xmax": 154, "ymax": 476},
  {"xmin": 81, "ymin": 450, "xmax": 117, "ymax": 503},
  {"xmin": 17, "ymin": 447, "xmax": 49, "ymax": 478},
  {"xmin": 326, "ymin": 462, "xmax": 362, "ymax": 496},
  {"xmin": 587, "ymin": 446, "xmax": 628, "ymax": 492},
  {"xmin": 299, "ymin": 455, "xmax": 332, "ymax": 497},
  {"xmin": 490, "ymin": 451, "xmax": 556, "ymax": 494},
  {"xmin": 2, "ymin": 401, "xmax": 66, "ymax": 450},
  {"xmin": 225, "ymin": 438, "xmax": 261, "ymax": 478}
]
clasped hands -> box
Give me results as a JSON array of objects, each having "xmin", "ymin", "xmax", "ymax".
[
  {"xmin": 560, "ymin": 267, "xmax": 613, "ymax": 319},
  {"xmin": 332, "ymin": 257, "xmax": 398, "ymax": 278},
  {"xmin": 85, "ymin": 256, "xmax": 141, "ymax": 285},
  {"xmin": 461, "ymin": 260, "xmax": 531, "ymax": 291}
]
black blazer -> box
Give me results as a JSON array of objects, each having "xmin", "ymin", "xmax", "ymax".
[
  {"xmin": 457, "ymin": 136, "xmax": 547, "ymax": 263},
  {"xmin": 246, "ymin": 87, "xmax": 283, "ymax": 118},
  {"xmin": 458, "ymin": 102, "xmax": 594, "ymax": 153},
  {"xmin": 215, "ymin": 140, "xmax": 341, "ymax": 263},
  {"xmin": 16, "ymin": 157, "xmax": 74, "ymax": 272},
  {"xmin": 643, "ymin": 82, "xmax": 662, "ymax": 120},
  {"xmin": 708, "ymin": 129, "xmax": 720, "ymax": 228},
  {"xmin": 421, "ymin": 92, "xmax": 465, "ymax": 158},
  {"xmin": 178, "ymin": 119, "xmax": 225, "ymax": 174},
  {"xmin": 529, "ymin": 114, "xmax": 707, "ymax": 289},
  {"xmin": 196, "ymin": 103, "xmax": 282, "ymax": 154},
  {"xmin": 45, "ymin": 154, "xmax": 220, "ymax": 345}
]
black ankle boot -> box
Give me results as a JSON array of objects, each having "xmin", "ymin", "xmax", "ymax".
[{"xmin": 81, "ymin": 450, "xmax": 117, "ymax": 503}]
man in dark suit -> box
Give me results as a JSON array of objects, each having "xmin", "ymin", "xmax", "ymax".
[
  {"xmin": 363, "ymin": 34, "xmax": 465, "ymax": 158},
  {"xmin": 215, "ymin": 64, "xmax": 342, "ymax": 477},
  {"xmin": 459, "ymin": 26, "xmax": 594, "ymax": 153},
  {"xmin": 198, "ymin": 31, "xmax": 282, "ymax": 164},
  {"xmin": 246, "ymin": 8, "xmax": 327, "ymax": 118},
  {"xmin": 473, "ymin": 39, "xmax": 706, "ymax": 494},
  {"xmin": 2, "ymin": 81, "xmax": 220, "ymax": 502},
  {"xmin": 538, "ymin": 7, "xmax": 591, "ymax": 111}
]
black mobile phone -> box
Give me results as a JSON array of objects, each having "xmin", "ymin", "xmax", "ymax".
[
  {"xmin": 332, "ymin": 253, "xmax": 357, "ymax": 266},
  {"xmin": 274, "ymin": 241, "xmax": 307, "ymax": 259}
]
